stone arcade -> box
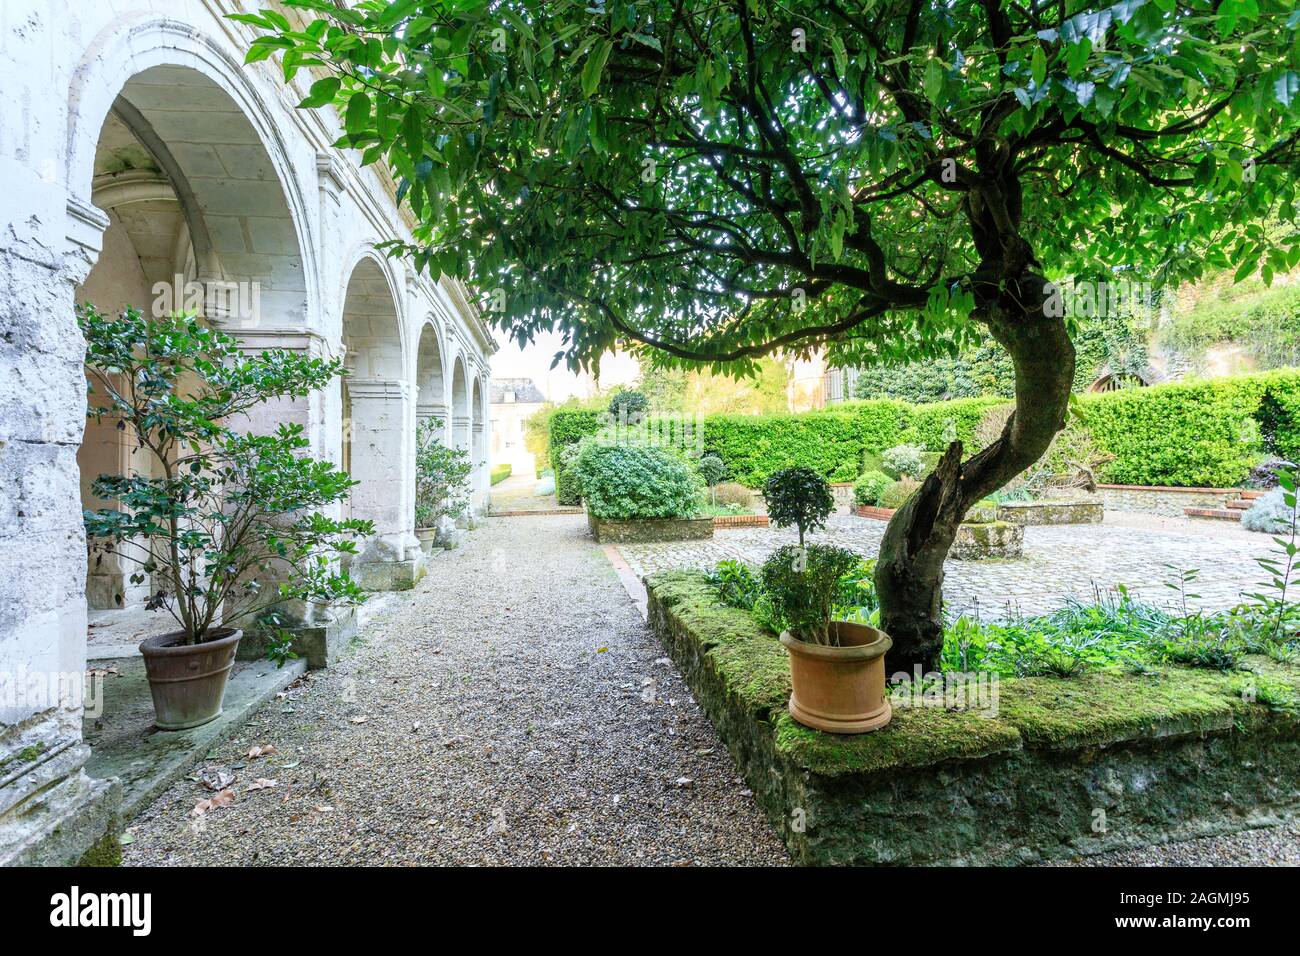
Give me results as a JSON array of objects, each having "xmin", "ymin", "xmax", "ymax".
[{"xmin": 0, "ymin": 2, "xmax": 495, "ymax": 864}]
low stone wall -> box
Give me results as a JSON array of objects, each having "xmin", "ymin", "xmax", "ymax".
[
  {"xmin": 998, "ymin": 499, "xmax": 1104, "ymax": 525},
  {"xmin": 1097, "ymin": 484, "xmax": 1239, "ymax": 518},
  {"xmin": 588, "ymin": 514, "xmax": 715, "ymax": 543},
  {"xmin": 646, "ymin": 570, "xmax": 1300, "ymax": 866},
  {"xmin": 951, "ymin": 520, "xmax": 1024, "ymax": 560}
]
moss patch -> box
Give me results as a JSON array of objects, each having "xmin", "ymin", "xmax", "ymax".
[
  {"xmin": 77, "ymin": 831, "xmax": 122, "ymax": 868},
  {"xmin": 774, "ymin": 708, "xmax": 1022, "ymax": 776},
  {"xmin": 996, "ymin": 670, "xmax": 1238, "ymax": 750}
]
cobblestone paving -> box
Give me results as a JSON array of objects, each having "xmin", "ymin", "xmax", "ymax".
[{"xmin": 617, "ymin": 513, "xmax": 1275, "ymax": 619}]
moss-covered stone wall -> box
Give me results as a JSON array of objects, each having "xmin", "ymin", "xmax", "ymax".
[{"xmin": 646, "ymin": 570, "xmax": 1300, "ymax": 865}]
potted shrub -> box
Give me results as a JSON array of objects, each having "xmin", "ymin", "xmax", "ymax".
[
  {"xmin": 414, "ymin": 419, "xmax": 472, "ymax": 551},
  {"xmin": 763, "ymin": 466, "xmax": 835, "ymax": 544},
  {"xmin": 79, "ymin": 305, "xmax": 371, "ymax": 730},
  {"xmin": 571, "ymin": 439, "xmax": 711, "ymax": 542},
  {"xmin": 762, "ymin": 544, "xmax": 892, "ymax": 734}
]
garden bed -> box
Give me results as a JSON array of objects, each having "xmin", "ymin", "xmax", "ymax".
[
  {"xmin": 854, "ymin": 504, "xmax": 896, "ymax": 520},
  {"xmin": 646, "ymin": 570, "xmax": 1300, "ymax": 866},
  {"xmin": 588, "ymin": 514, "xmax": 715, "ymax": 543},
  {"xmin": 997, "ymin": 499, "xmax": 1104, "ymax": 525}
]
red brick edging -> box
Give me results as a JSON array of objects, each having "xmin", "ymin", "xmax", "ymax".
[
  {"xmin": 855, "ymin": 505, "xmax": 896, "ymax": 520},
  {"xmin": 713, "ymin": 514, "xmax": 770, "ymax": 528}
]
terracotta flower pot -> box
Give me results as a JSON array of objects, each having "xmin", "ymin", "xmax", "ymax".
[
  {"xmin": 415, "ymin": 526, "xmax": 438, "ymax": 555},
  {"xmin": 780, "ymin": 622, "xmax": 892, "ymax": 734},
  {"xmin": 139, "ymin": 628, "xmax": 241, "ymax": 731}
]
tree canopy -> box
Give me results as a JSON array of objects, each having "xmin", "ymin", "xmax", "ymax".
[{"xmin": 244, "ymin": 0, "xmax": 1300, "ymax": 376}]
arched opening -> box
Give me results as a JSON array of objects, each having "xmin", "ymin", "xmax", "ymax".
[
  {"xmin": 415, "ymin": 321, "xmax": 447, "ymax": 442},
  {"xmin": 471, "ymin": 374, "xmax": 487, "ymax": 506},
  {"xmin": 340, "ymin": 256, "xmax": 419, "ymax": 589},
  {"xmin": 75, "ymin": 65, "xmax": 309, "ymax": 615},
  {"xmin": 450, "ymin": 357, "xmax": 471, "ymax": 456}
]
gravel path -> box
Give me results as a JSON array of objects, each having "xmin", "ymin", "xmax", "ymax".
[{"xmin": 120, "ymin": 514, "xmax": 788, "ymax": 866}]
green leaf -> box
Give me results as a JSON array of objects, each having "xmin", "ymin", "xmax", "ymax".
[
  {"xmin": 345, "ymin": 91, "xmax": 370, "ymax": 135},
  {"xmin": 298, "ymin": 76, "xmax": 341, "ymax": 109},
  {"xmin": 581, "ymin": 39, "xmax": 614, "ymax": 98}
]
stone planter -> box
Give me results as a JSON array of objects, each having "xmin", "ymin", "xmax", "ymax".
[
  {"xmin": 997, "ymin": 499, "xmax": 1104, "ymax": 525},
  {"xmin": 855, "ymin": 504, "xmax": 896, "ymax": 520},
  {"xmin": 781, "ymin": 623, "xmax": 892, "ymax": 734},
  {"xmin": 950, "ymin": 520, "xmax": 1024, "ymax": 560},
  {"xmin": 415, "ymin": 527, "xmax": 438, "ymax": 555},
  {"xmin": 713, "ymin": 513, "xmax": 770, "ymax": 529},
  {"xmin": 139, "ymin": 628, "xmax": 241, "ymax": 731},
  {"xmin": 588, "ymin": 514, "xmax": 715, "ymax": 543}
]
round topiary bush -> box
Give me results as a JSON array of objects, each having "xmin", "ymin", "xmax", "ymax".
[
  {"xmin": 853, "ymin": 470, "xmax": 893, "ymax": 507},
  {"xmin": 571, "ymin": 441, "xmax": 702, "ymax": 519},
  {"xmin": 607, "ymin": 389, "xmax": 649, "ymax": 422},
  {"xmin": 763, "ymin": 466, "xmax": 834, "ymax": 544},
  {"xmin": 879, "ymin": 477, "xmax": 922, "ymax": 510},
  {"xmin": 881, "ymin": 443, "xmax": 927, "ymax": 478}
]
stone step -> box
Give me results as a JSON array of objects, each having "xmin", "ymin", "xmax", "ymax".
[
  {"xmin": 1226, "ymin": 498, "xmax": 1251, "ymax": 510},
  {"xmin": 1185, "ymin": 506, "xmax": 1242, "ymax": 521},
  {"xmin": 1241, "ymin": 489, "xmax": 1266, "ymax": 500}
]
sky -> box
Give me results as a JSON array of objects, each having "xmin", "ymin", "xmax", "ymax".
[{"xmin": 490, "ymin": 328, "xmax": 639, "ymax": 403}]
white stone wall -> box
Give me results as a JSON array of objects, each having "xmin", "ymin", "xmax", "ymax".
[{"xmin": 0, "ymin": 0, "xmax": 493, "ymax": 863}]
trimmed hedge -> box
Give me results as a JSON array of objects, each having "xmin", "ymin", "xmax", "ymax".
[
  {"xmin": 548, "ymin": 409, "xmax": 602, "ymax": 504},
  {"xmin": 1076, "ymin": 369, "xmax": 1300, "ymax": 487},
  {"xmin": 546, "ymin": 370, "xmax": 1300, "ymax": 493},
  {"xmin": 490, "ymin": 463, "xmax": 512, "ymax": 485}
]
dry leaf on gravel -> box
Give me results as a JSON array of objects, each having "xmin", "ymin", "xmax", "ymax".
[
  {"xmin": 192, "ymin": 789, "xmax": 236, "ymax": 815},
  {"xmin": 247, "ymin": 744, "xmax": 276, "ymax": 759},
  {"xmin": 197, "ymin": 769, "xmax": 235, "ymax": 792},
  {"xmin": 350, "ymin": 716, "xmax": 370, "ymax": 724},
  {"xmin": 246, "ymin": 778, "xmax": 278, "ymax": 791}
]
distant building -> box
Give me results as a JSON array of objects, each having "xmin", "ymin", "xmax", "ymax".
[{"xmin": 491, "ymin": 378, "xmax": 548, "ymax": 475}]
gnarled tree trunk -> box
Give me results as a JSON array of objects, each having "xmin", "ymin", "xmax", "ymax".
[{"xmin": 876, "ymin": 286, "xmax": 1075, "ymax": 674}]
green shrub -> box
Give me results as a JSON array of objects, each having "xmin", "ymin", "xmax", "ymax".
[
  {"xmin": 607, "ymin": 388, "xmax": 649, "ymax": 421},
  {"xmin": 713, "ymin": 481, "xmax": 755, "ymax": 509},
  {"xmin": 571, "ymin": 441, "xmax": 702, "ymax": 519},
  {"xmin": 764, "ymin": 466, "xmax": 835, "ymax": 544},
  {"xmin": 882, "ymin": 443, "xmax": 927, "ymax": 478},
  {"xmin": 415, "ymin": 422, "xmax": 473, "ymax": 527},
  {"xmin": 853, "ymin": 470, "xmax": 892, "ymax": 506},
  {"xmin": 760, "ymin": 544, "xmax": 861, "ymax": 645},
  {"xmin": 879, "ymin": 477, "xmax": 921, "ymax": 510},
  {"xmin": 489, "ymin": 463, "xmax": 512, "ymax": 485},
  {"xmin": 549, "ymin": 409, "xmax": 603, "ymax": 504}
]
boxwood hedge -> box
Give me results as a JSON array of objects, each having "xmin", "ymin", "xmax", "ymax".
[{"xmin": 546, "ymin": 370, "xmax": 1300, "ymax": 493}]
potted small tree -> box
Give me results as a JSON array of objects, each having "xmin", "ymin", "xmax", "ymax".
[
  {"xmin": 79, "ymin": 305, "xmax": 371, "ymax": 730},
  {"xmin": 763, "ymin": 467, "xmax": 835, "ymax": 544},
  {"xmin": 414, "ymin": 419, "xmax": 473, "ymax": 552},
  {"xmin": 762, "ymin": 544, "xmax": 892, "ymax": 734}
]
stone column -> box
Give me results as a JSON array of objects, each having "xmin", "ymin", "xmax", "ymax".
[
  {"xmin": 0, "ymin": 194, "xmax": 120, "ymax": 865},
  {"xmin": 348, "ymin": 379, "xmax": 424, "ymax": 590},
  {"xmin": 218, "ymin": 327, "xmax": 357, "ymax": 667}
]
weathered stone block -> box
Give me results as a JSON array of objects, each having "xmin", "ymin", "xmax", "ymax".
[
  {"xmin": 588, "ymin": 514, "xmax": 715, "ymax": 543},
  {"xmin": 237, "ymin": 606, "xmax": 357, "ymax": 669},
  {"xmin": 645, "ymin": 570, "xmax": 1300, "ymax": 866},
  {"xmin": 998, "ymin": 499, "xmax": 1104, "ymax": 525},
  {"xmin": 950, "ymin": 520, "xmax": 1024, "ymax": 560}
]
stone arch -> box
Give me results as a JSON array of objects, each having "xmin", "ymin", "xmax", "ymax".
[
  {"xmin": 66, "ymin": 16, "xmax": 318, "ymax": 327},
  {"xmin": 339, "ymin": 253, "xmax": 419, "ymax": 589},
  {"xmin": 415, "ymin": 318, "xmax": 448, "ymax": 443},
  {"xmin": 450, "ymin": 355, "xmax": 472, "ymax": 454},
  {"xmin": 70, "ymin": 40, "xmax": 314, "ymax": 610}
]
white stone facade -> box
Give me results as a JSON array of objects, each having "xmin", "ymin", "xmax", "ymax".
[{"xmin": 0, "ymin": 1, "xmax": 494, "ymax": 863}]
